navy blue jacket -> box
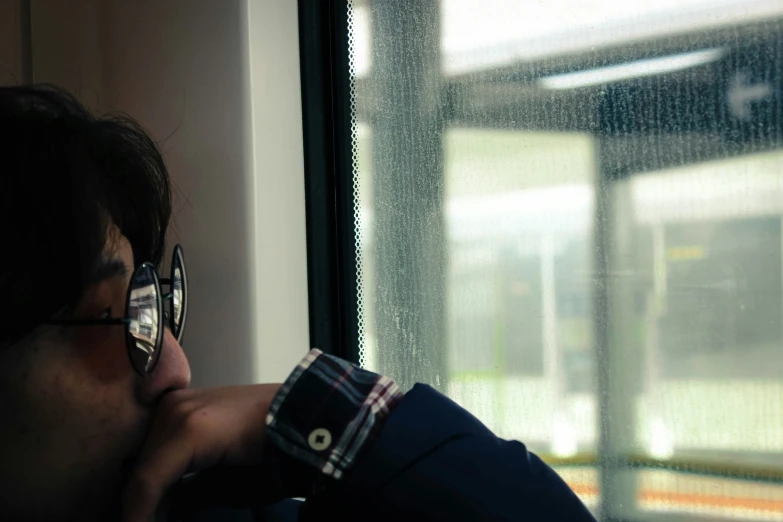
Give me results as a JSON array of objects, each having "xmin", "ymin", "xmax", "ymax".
[{"xmin": 184, "ymin": 384, "xmax": 596, "ymax": 522}]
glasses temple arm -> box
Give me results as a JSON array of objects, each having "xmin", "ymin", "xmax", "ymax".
[{"xmin": 46, "ymin": 318, "xmax": 131, "ymax": 326}]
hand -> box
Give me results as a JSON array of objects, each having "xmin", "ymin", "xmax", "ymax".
[{"xmin": 121, "ymin": 384, "xmax": 282, "ymax": 522}]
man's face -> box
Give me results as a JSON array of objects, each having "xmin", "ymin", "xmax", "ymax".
[{"xmin": 0, "ymin": 231, "xmax": 191, "ymax": 521}]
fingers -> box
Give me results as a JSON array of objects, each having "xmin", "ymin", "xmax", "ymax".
[
  {"xmin": 120, "ymin": 385, "xmax": 281, "ymax": 521},
  {"xmin": 121, "ymin": 430, "xmax": 196, "ymax": 522},
  {"xmin": 121, "ymin": 393, "xmax": 221, "ymax": 522}
]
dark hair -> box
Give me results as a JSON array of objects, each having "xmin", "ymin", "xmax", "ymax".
[{"xmin": 0, "ymin": 84, "xmax": 171, "ymax": 344}]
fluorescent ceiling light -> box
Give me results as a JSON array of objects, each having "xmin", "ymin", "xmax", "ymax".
[
  {"xmin": 538, "ymin": 48, "xmax": 725, "ymax": 90},
  {"xmin": 441, "ymin": 0, "xmax": 781, "ymax": 75}
]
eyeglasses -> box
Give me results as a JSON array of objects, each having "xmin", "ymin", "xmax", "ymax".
[{"xmin": 48, "ymin": 245, "xmax": 188, "ymax": 376}]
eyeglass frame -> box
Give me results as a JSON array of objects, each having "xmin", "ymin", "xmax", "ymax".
[{"xmin": 46, "ymin": 244, "xmax": 188, "ymax": 376}]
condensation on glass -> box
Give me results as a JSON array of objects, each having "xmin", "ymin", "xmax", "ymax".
[{"xmin": 348, "ymin": 1, "xmax": 783, "ymax": 520}]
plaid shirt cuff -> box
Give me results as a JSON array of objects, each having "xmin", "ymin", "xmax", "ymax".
[{"xmin": 265, "ymin": 349, "xmax": 403, "ymax": 490}]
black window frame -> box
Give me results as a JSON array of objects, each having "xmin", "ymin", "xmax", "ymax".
[{"xmin": 297, "ymin": 0, "xmax": 359, "ymax": 363}]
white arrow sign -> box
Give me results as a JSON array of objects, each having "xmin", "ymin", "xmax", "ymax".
[{"xmin": 727, "ymin": 70, "xmax": 773, "ymax": 121}]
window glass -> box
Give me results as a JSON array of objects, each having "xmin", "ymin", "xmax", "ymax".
[{"xmin": 349, "ymin": 1, "xmax": 783, "ymax": 519}]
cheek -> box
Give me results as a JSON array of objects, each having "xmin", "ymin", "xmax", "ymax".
[
  {"xmin": 71, "ymin": 328, "xmax": 132, "ymax": 383},
  {"xmin": 0, "ymin": 339, "xmax": 145, "ymax": 520}
]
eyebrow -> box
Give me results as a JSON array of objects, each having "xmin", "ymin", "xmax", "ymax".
[{"xmin": 88, "ymin": 258, "xmax": 130, "ymax": 285}]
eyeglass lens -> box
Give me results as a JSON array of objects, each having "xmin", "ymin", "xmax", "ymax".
[
  {"xmin": 126, "ymin": 248, "xmax": 186, "ymax": 376},
  {"xmin": 170, "ymin": 247, "xmax": 186, "ymax": 342},
  {"xmin": 127, "ymin": 264, "xmax": 162, "ymax": 374}
]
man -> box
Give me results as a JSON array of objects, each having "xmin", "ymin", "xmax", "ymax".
[{"xmin": 0, "ymin": 84, "xmax": 595, "ymax": 522}]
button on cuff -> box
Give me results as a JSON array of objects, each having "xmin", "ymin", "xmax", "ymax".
[{"xmin": 308, "ymin": 428, "xmax": 332, "ymax": 451}]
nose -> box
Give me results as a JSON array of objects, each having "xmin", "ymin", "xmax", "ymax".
[{"xmin": 140, "ymin": 328, "xmax": 191, "ymax": 404}]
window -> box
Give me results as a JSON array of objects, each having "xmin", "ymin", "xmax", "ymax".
[{"xmin": 313, "ymin": 0, "xmax": 783, "ymax": 520}]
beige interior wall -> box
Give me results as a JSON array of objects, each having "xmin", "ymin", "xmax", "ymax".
[{"xmin": 0, "ymin": 0, "xmax": 24, "ymax": 84}]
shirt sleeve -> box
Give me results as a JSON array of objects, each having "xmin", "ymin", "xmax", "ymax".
[{"xmin": 265, "ymin": 349, "xmax": 404, "ymax": 496}]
